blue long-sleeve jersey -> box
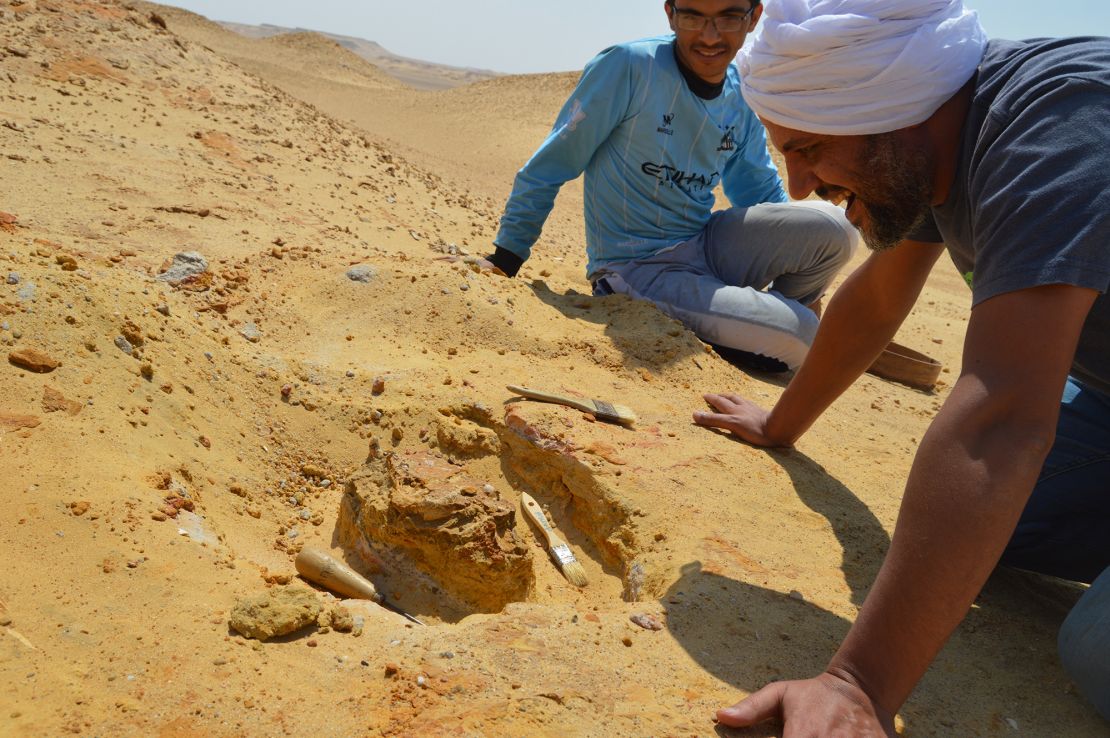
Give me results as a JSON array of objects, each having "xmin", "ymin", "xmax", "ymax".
[{"xmin": 494, "ymin": 35, "xmax": 788, "ymax": 278}]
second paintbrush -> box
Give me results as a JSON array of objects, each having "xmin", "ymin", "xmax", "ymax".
[{"xmin": 519, "ymin": 492, "xmax": 588, "ymax": 587}]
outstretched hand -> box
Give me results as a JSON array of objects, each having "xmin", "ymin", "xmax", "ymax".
[
  {"xmin": 716, "ymin": 672, "xmax": 895, "ymax": 737},
  {"xmin": 693, "ymin": 393, "xmax": 788, "ymax": 447}
]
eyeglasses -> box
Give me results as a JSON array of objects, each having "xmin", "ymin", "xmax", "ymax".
[{"xmin": 669, "ymin": 3, "xmax": 756, "ymax": 33}]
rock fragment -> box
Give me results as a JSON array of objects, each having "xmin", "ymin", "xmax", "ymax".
[
  {"xmin": 629, "ymin": 613, "xmax": 664, "ymax": 631},
  {"xmin": 16, "ymin": 283, "xmax": 35, "ymax": 302},
  {"xmin": 9, "ymin": 347, "xmax": 60, "ymax": 373},
  {"xmin": 239, "ymin": 323, "xmax": 261, "ymax": 343},
  {"xmin": 0, "ymin": 412, "xmax": 40, "ymax": 431},
  {"xmin": 228, "ymin": 587, "xmax": 321, "ymax": 641},
  {"xmin": 42, "ymin": 385, "xmax": 82, "ymax": 415},
  {"xmin": 328, "ymin": 605, "xmax": 354, "ymax": 633},
  {"xmin": 155, "ymin": 252, "xmax": 208, "ymax": 284},
  {"xmin": 346, "ymin": 265, "xmax": 376, "ymax": 283}
]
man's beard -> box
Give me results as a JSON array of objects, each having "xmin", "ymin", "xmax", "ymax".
[{"xmin": 855, "ymin": 133, "xmax": 933, "ymax": 252}]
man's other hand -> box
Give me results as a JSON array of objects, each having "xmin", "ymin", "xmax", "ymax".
[
  {"xmin": 716, "ymin": 672, "xmax": 895, "ymax": 737},
  {"xmin": 693, "ymin": 393, "xmax": 786, "ymax": 447}
]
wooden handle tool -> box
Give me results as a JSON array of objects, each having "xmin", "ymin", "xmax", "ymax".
[
  {"xmin": 295, "ymin": 548, "xmax": 426, "ymax": 625},
  {"xmin": 506, "ymin": 384, "xmax": 636, "ymax": 425},
  {"xmin": 519, "ymin": 493, "xmax": 588, "ymax": 587}
]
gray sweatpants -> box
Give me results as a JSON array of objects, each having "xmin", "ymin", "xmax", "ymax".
[{"xmin": 591, "ymin": 201, "xmax": 858, "ymax": 369}]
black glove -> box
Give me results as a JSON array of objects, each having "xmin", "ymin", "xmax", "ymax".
[{"xmin": 485, "ymin": 247, "xmax": 524, "ymax": 278}]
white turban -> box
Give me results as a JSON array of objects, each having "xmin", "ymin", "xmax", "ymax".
[{"xmin": 740, "ymin": 0, "xmax": 987, "ymax": 135}]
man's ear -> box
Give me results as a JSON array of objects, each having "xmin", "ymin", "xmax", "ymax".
[
  {"xmin": 750, "ymin": 3, "xmax": 763, "ymax": 30},
  {"xmin": 664, "ymin": 1, "xmax": 677, "ymax": 31}
]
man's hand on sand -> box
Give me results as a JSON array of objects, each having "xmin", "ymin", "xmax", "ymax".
[
  {"xmin": 716, "ymin": 672, "xmax": 895, "ymax": 737},
  {"xmin": 436, "ymin": 255, "xmax": 506, "ymax": 277},
  {"xmin": 693, "ymin": 393, "xmax": 786, "ymax": 447}
]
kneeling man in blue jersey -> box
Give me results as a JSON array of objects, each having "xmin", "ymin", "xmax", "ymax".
[{"xmin": 484, "ymin": 0, "xmax": 858, "ymax": 371}]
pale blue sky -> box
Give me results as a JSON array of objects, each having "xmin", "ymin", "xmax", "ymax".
[{"xmin": 165, "ymin": 1, "xmax": 1106, "ymax": 74}]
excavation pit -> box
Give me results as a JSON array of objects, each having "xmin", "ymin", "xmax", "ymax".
[{"xmin": 335, "ymin": 402, "xmax": 650, "ymax": 622}]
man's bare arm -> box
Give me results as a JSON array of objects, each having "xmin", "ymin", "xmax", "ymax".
[
  {"xmin": 832, "ymin": 283, "xmax": 1097, "ymax": 711},
  {"xmin": 719, "ymin": 283, "xmax": 1098, "ymax": 732}
]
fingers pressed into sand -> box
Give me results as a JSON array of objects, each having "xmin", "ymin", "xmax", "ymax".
[
  {"xmin": 691, "ymin": 410, "xmax": 739, "ymax": 431},
  {"xmin": 716, "ymin": 683, "xmax": 785, "ymax": 728},
  {"xmin": 692, "ymin": 392, "xmax": 782, "ymax": 446},
  {"xmin": 705, "ymin": 392, "xmax": 747, "ymax": 411}
]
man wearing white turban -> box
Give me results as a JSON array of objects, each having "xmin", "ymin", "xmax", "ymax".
[{"xmin": 693, "ymin": 0, "xmax": 1110, "ymax": 733}]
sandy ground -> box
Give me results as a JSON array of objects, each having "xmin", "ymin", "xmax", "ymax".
[{"xmin": 0, "ymin": 1, "xmax": 1102, "ymax": 736}]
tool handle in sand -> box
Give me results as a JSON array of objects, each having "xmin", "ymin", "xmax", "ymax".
[
  {"xmin": 295, "ymin": 548, "xmax": 382, "ymax": 602},
  {"xmin": 519, "ymin": 492, "xmax": 568, "ymax": 549},
  {"xmin": 506, "ymin": 385, "xmax": 593, "ymax": 414}
]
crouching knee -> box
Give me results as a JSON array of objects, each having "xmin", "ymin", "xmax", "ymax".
[{"xmin": 793, "ymin": 200, "xmax": 860, "ymax": 264}]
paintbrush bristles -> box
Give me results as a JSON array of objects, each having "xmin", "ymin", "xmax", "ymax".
[
  {"xmin": 588, "ymin": 399, "xmax": 637, "ymax": 425},
  {"xmin": 550, "ymin": 543, "xmax": 589, "ymax": 587}
]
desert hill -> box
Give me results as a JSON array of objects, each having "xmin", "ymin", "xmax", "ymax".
[
  {"xmin": 0, "ymin": 0, "xmax": 1101, "ymax": 736},
  {"xmin": 216, "ymin": 19, "xmax": 499, "ymax": 91}
]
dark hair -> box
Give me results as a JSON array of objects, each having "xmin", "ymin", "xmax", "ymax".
[{"xmin": 667, "ymin": 0, "xmax": 761, "ymax": 6}]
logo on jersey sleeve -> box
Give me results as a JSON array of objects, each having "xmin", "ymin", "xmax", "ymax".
[{"xmin": 559, "ymin": 99, "xmax": 587, "ymax": 137}]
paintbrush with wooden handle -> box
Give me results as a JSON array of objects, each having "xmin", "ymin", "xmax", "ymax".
[
  {"xmin": 519, "ymin": 492, "xmax": 588, "ymax": 587},
  {"xmin": 507, "ymin": 384, "xmax": 636, "ymax": 426}
]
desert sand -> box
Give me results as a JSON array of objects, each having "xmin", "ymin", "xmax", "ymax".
[{"xmin": 0, "ymin": 1, "xmax": 1102, "ymax": 736}]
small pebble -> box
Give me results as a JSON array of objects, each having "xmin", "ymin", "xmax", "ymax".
[
  {"xmin": 319, "ymin": 479, "xmax": 331, "ymax": 488},
  {"xmin": 239, "ymin": 323, "xmax": 261, "ymax": 343},
  {"xmin": 346, "ymin": 265, "xmax": 375, "ymax": 283},
  {"xmin": 5, "ymin": 273, "xmax": 18, "ymax": 285},
  {"xmin": 114, "ymin": 336, "xmax": 133, "ymax": 355},
  {"xmin": 629, "ymin": 613, "xmax": 664, "ymax": 631}
]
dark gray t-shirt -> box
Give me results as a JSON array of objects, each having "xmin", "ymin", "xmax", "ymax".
[{"xmin": 911, "ymin": 37, "xmax": 1110, "ymax": 396}]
